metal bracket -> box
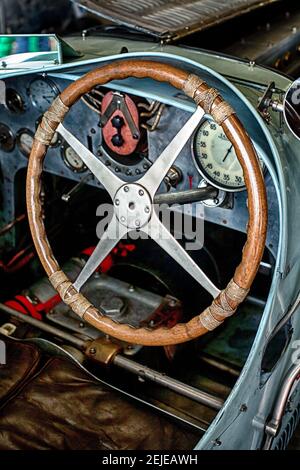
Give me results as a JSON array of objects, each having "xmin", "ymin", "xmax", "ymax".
[
  {"xmin": 257, "ymin": 82, "xmax": 284, "ymax": 123},
  {"xmin": 85, "ymin": 337, "xmax": 122, "ymax": 365}
]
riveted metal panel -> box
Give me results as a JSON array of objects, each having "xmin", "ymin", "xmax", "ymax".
[{"xmin": 73, "ymin": 0, "xmax": 281, "ymax": 41}]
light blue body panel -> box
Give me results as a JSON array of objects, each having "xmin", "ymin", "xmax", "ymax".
[{"xmin": 1, "ymin": 35, "xmax": 299, "ymax": 449}]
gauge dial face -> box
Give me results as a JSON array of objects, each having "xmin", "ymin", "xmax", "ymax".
[
  {"xmin": 16, "ymin": 129, "xmax": 34, "ymax": 157},
  {"xmin": 62, "ymin": 146, "xmax": 86, "ymax": 172},
  {"xmin": 28, "ymin": 78, "xmax": 59, "ymax": 113},
  {"xmin": 193, "ymin": 120, "xmax": 263, "ymax": 192}
]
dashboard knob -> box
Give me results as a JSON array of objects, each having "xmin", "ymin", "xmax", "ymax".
[
  {"xmin": 111, "ymin": 115, "xmax": 125, "ymax": 129},
  {"xmin": 111, "ymin": 133, "xmax": 124, "ymax": 147}
]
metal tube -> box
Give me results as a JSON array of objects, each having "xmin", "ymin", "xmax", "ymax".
[
  {"xmin": 114, "ymin": 354, "xmax": 224, "ymax": 411},
  {"xmin": 1, "ymin": 302, "xmax": 224, "ymax": 411},
  {"xmin": 264, "ymin": 361, "xmax": 300, "ymax": 449},
  {"xmin": 154, "ymin": 186, "xmax": 218, "ymax": 206},
  {"xmin": 199, "ymin": 354, "xmax": 240, "ymax": 378},
  {"xmin": 0, "ymin": 303, "xmax": 85, "ymax": 349}
]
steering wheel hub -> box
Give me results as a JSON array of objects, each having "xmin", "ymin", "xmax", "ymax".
[{"xmin": 114, "ymin": 183, "xmax": 152, "ymax": 229}]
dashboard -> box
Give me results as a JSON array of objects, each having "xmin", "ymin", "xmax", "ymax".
[{"xmin": 0, "ymin": 71, "xmax": 279, "ymax": 257}]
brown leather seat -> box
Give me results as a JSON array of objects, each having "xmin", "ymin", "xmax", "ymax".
[
  {"xmin": 0, "ymin": 337, "xmax": 197, "ymax": 450},
  {"xmin": 0, "ymin": 335, "xmax": 40, "ymax": 404}
]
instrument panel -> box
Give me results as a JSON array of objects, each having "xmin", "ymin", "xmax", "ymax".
[
  {"xmin": 0, "ymin": 73, "xmax": 263, "ymax": 192},
  {"xmin": 0, "ymin": 72, "xmax": 278, "ymax": 256}
]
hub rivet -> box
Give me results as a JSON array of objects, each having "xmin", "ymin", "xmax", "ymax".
[
  {"xmin": 115, "ymin": 199, "xmax": 120, "ymax": 206},
  {"xmin": 124, "ymin": 186, "xmax": 129, "ymax": 192},
  {"xmin": 121, "ymin": 216, "xmax": 126, "ymax": 222},
  {"xmin": 135, "ymin": 220, "xmax": 140, "ymax": 227},
  {"xmin": 145, "ymin": 206, "xmax": 150, "ymax": 214},
  {"xmin": 139, "ymin": 189, "xmax": 144, "ymax": 196}
]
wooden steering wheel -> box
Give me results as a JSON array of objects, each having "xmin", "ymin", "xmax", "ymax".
[{"xmin": 26, "ymin": 60, "xmax": 267, "ymax": 346}]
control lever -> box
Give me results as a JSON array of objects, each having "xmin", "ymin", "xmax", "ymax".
[
  {"xmin": 111, "ymin": 114, "xmax": 125, "ymax": 147},
  {"xmin": 100, "ymin": 92, "xmax": 140, "ymax": 140},
  {"xmin": 61, "ymin": 173, "xmax": 92, "ymax": 203}
]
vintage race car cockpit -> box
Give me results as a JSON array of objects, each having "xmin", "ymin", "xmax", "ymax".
[{"xmin": 0, "ymin": 0, "xmax": 300, "ymax": 452}]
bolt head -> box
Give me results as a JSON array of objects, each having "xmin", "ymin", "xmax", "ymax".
[{"xmin": 89, "ymin": 348, "xmax": 97, "ymax": 355}]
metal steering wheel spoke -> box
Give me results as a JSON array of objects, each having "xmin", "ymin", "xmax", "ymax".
[
  {"xmin": 143, "ymin": 213, "xmax": 220, "ymax": 299},
  {"xmin": 57, "ymin": 123, "xmax": 122, "ymax": 199},
  {"xmin": 139, "ymin": 106, "xmax": 205, "ymax": 197},
  {"xmin": 73, "ymin": 215, "xmax": 128, "ymax": 291}
]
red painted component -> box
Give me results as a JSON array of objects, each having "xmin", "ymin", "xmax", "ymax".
[
  {"xmin": 4, "ymin": 242, "xmax": 137, "ymax": 321},
  {"xmin": 5, "ymin": 296, "xmax": 43, "ymax": 320},
  {"xmin": 101, "ymin": 91, "xmax": 140, "ymax": 155}
]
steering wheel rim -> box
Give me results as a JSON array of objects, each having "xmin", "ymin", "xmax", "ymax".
[{"xmin": 26, "ymin": 60, "xmax": 268, "ymax": 346}]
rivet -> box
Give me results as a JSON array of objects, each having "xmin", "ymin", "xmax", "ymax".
[
  {"xmin": 135, "ymin": 220, "xmax": 140, "ymax": 227},
  {"xmin": 139, "ymin": 189, "xmax": 144, "ymax": 196},
  {"xmin": 124, "ymin": 186, "xmax": 129, "ymax": 192},
  {"xmin": 89, "ymin": 348, "xmax": 97, "ymax": 355},
  {"xmin": 115, "ymin": 199, "xmax": 120, "ymax": 206},
  {"xmin": 145, "ymin": 206, "xmax": 150, "ymax": 214}
]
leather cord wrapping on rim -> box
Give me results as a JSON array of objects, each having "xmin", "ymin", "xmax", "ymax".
[{"xmin": 26, "ymin": 60, "xmax": 267, "ymax": 346}]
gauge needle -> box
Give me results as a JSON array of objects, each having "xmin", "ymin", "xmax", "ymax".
[{"xmin": 222, "ymin": 145, "xmax": 233, "ymax": 163}]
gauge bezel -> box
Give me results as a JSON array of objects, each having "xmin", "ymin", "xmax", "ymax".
[
  {"xmin": 27, "ymin": 77, "xmax": 59, "ymax": 113},
  {"xmin": 5, "ymin": 88, "xmax": 25, "ymax": 114},
  {"xmin": 192, "ymin": 118, "xmax": 264, "ymax": 193},
  {"xmin": 16, "ymin": 128, "xmax": 34, "ymax": 158},
  {"xmin": 0, "ymin": 123, "xmax": 15, "ymax": 152},
  {"xmin": 61, "ymin": 144, "xmax": 87, "ymax": 173}
]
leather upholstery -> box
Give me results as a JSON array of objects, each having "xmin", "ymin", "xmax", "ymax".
[
  {"xmin": 0, "ymin": 334, "xmax": 40, "ymax": 404},
  {"xmin": 0, "ymin": 337, "xmax": 197, "ymax": 450}
]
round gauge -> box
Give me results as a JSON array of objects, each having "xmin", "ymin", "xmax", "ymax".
[
  {"xmin": 62, "ymin": 146, "xmax": 86, "ymax": 173},
  {"xmin": 192, "ymin": 120, "xmax": 264, "ymax": 192},
  {"xmin": 28, "ymin": 77, "xmax": 59, "ymax": 113},
  {"xmin": 5, "ymin": 88, "xmax": 25, "ymax": 114},
  {"xmin": 0, "ymin": 123, "xmax": 15, "ymax": 152},
  {"xmin": 16, "ymin": 129, "xmax": 34, "ymax": 157}
]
